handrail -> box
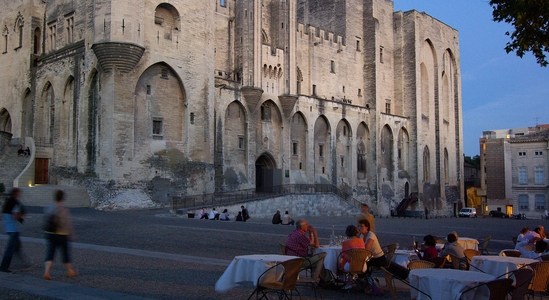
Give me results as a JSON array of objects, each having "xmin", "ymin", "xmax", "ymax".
[{"xmin": 171, "ymin": 184, "xmax": 364, "ymax": 210}]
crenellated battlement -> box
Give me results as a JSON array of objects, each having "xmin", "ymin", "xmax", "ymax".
[{"xmin": 297, "ymin": 23, "xmax": 346, "ymax": 48}]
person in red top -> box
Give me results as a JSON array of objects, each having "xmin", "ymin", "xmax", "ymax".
[
  {"xmin": 419, "ymin": 235, "xmax": 438, "ymax": 260},
  {"xmin": 339, "ymin": 225, "xmax": 365, "ymax": 272},
  {"xmin": 285, "ymin": 219, "xmax": 319, "ymax": 257}
]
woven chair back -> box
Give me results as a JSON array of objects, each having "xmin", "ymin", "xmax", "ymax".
[{"xmin": 407, "ymin": 260, "xmax": 435, "ymax": 270}]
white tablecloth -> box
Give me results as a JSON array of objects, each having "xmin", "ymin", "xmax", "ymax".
[
  {"xmin": 392, "ymin": 249, "xmax": 418, "ymax": 267},
  {"xmin": 409, "ymin": 268, "xmax": 495, "ymax": 300},
  {"xmin": 436, "ymin": 237, "xmax": 479, "ymax": 251},
  {"xmin": 470, "ymin": 255, "xmax": 535, "ymax": 283},
  {"xmin": 215, "ymin": 254, "xmax": 299, "ymax": 292},
  {"xmin": 314, "ymin": 246, "xmax": 342, "ymax": 275}
]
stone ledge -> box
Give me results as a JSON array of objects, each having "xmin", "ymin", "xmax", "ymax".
[{"xmin": 92, "ymin": 42, "xmax": 145, "ymax": 73}]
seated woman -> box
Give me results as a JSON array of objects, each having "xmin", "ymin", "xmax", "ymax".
[
  {"xmin": 219, "ymin": 209, "xmax": 230, "ymax": 221},
  {"xmin": 24, "ymin": 147, "xmax": 31, "ymax": 157},
  {"xmin": 281, "ymin": 211, "xmax": 295, "ymax": 225},
  {"xmin": 235, "ymin": 211, "xmax": 243, "ymax": 221},
  {"xmin": 419, "ymin": 235, "xmax": 438, "ymax": 260},
  {"xmin": 358, "ymin": 219, "xmax": 387, "ymax": 268},
  {"xmin": 339, "ymin": 225, "xmax": 365, "ymax": 272}
]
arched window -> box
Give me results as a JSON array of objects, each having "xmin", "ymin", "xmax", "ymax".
[
  {"xmin": 15, "ymin": 14, "xmax": 24, "ymax": 48},
  {"xmin": 2, "ymin": 25, "xmax": 8, "ymax": 53},
  {"xmin": 154, "ymin": 3, "xmax": 180, "ymax": 40},
  {"xmin": 423, "ymin": 146, "xmax": 430, "ymax": 183},
  {"xmin": 33, "ymin": 27, "xmax": 41, "ymax": 54}
]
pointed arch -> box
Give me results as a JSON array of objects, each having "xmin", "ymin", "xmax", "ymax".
[
  {"xmin": 21, "ymin": 88, "xmax": 32, "ymax": 139},
  {"xmin": 314, "ymin": 115, "xmax": 331, "ymax": 183},
  {"xmin": 356, "ymin": 122, "xmax": 369, "ymax": 179},
  {"xmin": 134, "ymin": 62, "xmax": 187, "ymax": 154},
  {"xmin": 290, "ymin": 111, "xmax": 307, "ymax": 171},
  {"xmin": 36, "ymin": 82, "xmax": 54, "ymax": 145},
  {"xmin": 398, "ymin": 127, "xmax": 410, "ymax": 172},
  {"xmin": 336, "ymin": 119, "xmax": 352, "ymax": 177},
  {"xmin": 381, "ymin": 124, "xmax": 394, "ymax": 181},
  {"xmin": 423, "ymin": 146, "xmax": 430, "ymax": 183},
  {"xmin": 0, "ymin": 108, "xmax": 11, "ymax": 133}
]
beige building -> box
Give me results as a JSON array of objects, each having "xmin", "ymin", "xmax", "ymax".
[
  {"xmin": 0, "ymin": 0, "xmax": 463, "ymax": 214},
  {"xmin": 479, "ymin": 126, "xmax": 549, "ymax": 218}
]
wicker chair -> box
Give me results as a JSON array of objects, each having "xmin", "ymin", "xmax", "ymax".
[
  {"xmin": 509, "ymin": 268, "xmax": 534, "ymax": 300},
  {"xmin": 337, "ymin": 248, "xmax": 372, "ymax": 283},
  {"xmin": 449, "ymin": 254, "xmax": 468, "ymax": 270},
  {"xmin": 478, "ymin": 235, "xmax": 491, "ymax": 255},
  {"xmin": 279, "ymin": 242, "xmax": 287, "ymax": 255},
  {"xmin": 528, "ymin": 261, "xmax": 549, "ymax": 300},
  {"xmin": 407, "ymin": 260, "xmax": 435, "ymax": 270},
  {"xmin": 429, "ymin": 256, "xmax": 446, "ymax": 268},
  {"xmin": 296, "ymin": 252, "xmax": 326, "ymax": 300},
  {"xmin": 460, "ymin": 278, "xmax": 513, "ymax": 300},
  {"xmin": 499, "ymin": 249, "xmax": 521, "ymax": 257},
  {"xmin": 247, "ymin": 257, "xmax": 304, "ymax": 300},
  {"xmin": 381, "ymin": 267, "xmax": 399, "ymax": 300},
  {"xmin": 464, "ymin": 249, "xmax": 481, "ymax": 264}
]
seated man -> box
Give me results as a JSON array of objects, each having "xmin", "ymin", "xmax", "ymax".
[
  {"xmin": 440, "ymin": 232, "xmax": 465, "ymax": 268},
  {"xmin": 17, "ymin": 145, "xmax": 25, "ymax": 157},
  {"xmin": 516, "ymin": 239, "xmax": 548, "ymax": 259},
  {"xmin": 208, "ymin": 208, "xmax": 220, "ymax": 220},
  {"xmin": 285, "ymin": 219, "xmax": 319, "ymax": 257},
  {"xmin": 272, "ymin": 210, "xmax": 282, "ymax": 224}
]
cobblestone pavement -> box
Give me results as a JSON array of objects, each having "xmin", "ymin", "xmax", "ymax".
[{"xmin": 0, "ymin": 206, "xmax": 547, "ymax": 299}]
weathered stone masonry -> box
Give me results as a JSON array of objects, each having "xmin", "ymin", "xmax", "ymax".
[{"xmin": 0, "ymin": 0, "xmax": 463, "ymax": 215}]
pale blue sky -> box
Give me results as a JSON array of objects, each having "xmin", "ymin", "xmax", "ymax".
[{"xmin": 393, "ymin": 0, "xmax": 549, "ymax": 156}]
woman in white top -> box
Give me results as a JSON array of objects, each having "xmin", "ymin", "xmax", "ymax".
[
  {"xmin": 282, "ymin": 211, "xmax": 295, "ymax": 225},
  {"xmin": 357, "ymin": 218, "xmax": 386, "ymax": 267}
]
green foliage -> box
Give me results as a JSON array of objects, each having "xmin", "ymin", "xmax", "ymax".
[
  {"xmin": 464, "ymin": 155, "xmax": 481, "ymax": 169},
  {"xmin": 490, "ymin": 0, "xmax": 549, "ymax": 67}
]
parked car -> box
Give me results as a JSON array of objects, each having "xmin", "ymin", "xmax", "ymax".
[
  {"xmin": 488, "ymin": 210, "xmax": 509, "ymax": 218},
  {"xmin": 458, "ymin": 207, "xmax": 477, "ymax": 218}
]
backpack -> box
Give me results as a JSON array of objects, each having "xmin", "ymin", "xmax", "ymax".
[{"xmin": 44, "ymin": 212, "xmax": 59, "ymax": 233}]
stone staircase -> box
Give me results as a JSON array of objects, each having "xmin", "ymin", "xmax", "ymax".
[
  {"xmin": 0, "ymin": 145, "xmax": 31, "ymax": 190},
  {"xmin": 18, "ymin": 185, "xmax": 90, "ymax": 208}
]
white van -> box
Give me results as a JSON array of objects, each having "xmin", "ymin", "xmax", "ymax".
[{"xmin": 458, "ymin": 208, "xmax": 477, "ymax": 218}]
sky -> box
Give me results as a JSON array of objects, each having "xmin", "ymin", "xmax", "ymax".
[{"xmin": 393, "ymin": 0, "xmax": 549, "ymax": 157}]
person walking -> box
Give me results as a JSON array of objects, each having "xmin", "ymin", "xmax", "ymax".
[
  {"xmin": 43, "ymin": 190, "xmax": 77, "ymax": 280},
  {"xmin": 1, "ymin": 188, "xmax": 30, "ymax": 272}
]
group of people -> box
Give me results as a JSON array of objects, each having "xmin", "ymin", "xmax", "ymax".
[
  {"xmin": 283, "ymin": 203, "xmax": 386, "ymax": 289},
  {"xmin": 271, "ymin": 210, "xmax": 295, "ymax": 225},
  {"xmin": 16, "ymin": 145, "xmax": 30, "ymax": 157},
  {"xmin": 197, "ymin": 205, "xmax": 250, "ymax": 222},
  {"xmin": 1, "ymin": 188, "xmax": 76, "ymax": 280},
  {"xmin": 515, "ymin": 225, "xmax": 549, "ymax": 258}
]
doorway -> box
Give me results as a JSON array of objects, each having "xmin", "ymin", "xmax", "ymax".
[
  {"xmin": 255, "ymin": 153, "xmax": 281, "ymax": 193},
  {"xmin": 35, "ymin": 158, "xmax": 49, "ymax": 184}
]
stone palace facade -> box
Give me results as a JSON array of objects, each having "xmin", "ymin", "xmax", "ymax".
[{"xmin": 0, "ymin": 0, "xmax": 463, "ymax": 214}]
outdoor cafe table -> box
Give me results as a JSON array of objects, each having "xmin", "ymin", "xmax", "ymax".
[
  {"xmin": 409, "ymin": 268, "xmax": 495, "ymax": 300},
  {"xmin": 470, "ymin": 255, "xmax": 536, "ymax": 283},
  {"xmin": 392, "ymin": 249, "xmax": 418, "ymax": 267},
  {"xmin": 436, "ymin": 237, "xmax": 479, "ymax": 251},
  {"xmin": 215, "ymin": 254, "xmax": 300, "ymax": 292},
  {"xmin": 314, "ymin": 245, "xmax": 342, "ymax": 275}
]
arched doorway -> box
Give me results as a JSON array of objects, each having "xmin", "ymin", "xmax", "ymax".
[
  {"xmin": 0, "ymin": 108, "xmax": 11, "ymax": 133},
  {"xmin": 255, "ymin": 153, "xmax": 280, "ymax": 193}
]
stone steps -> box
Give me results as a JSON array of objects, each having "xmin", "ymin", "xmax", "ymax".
[
  {"xmin": 18, "ymin": 185, "xmax": 90, "ymax": 208},
  {"xmin": 0, "ymin": 146, "xmax": 31, "ymax": 189}
]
